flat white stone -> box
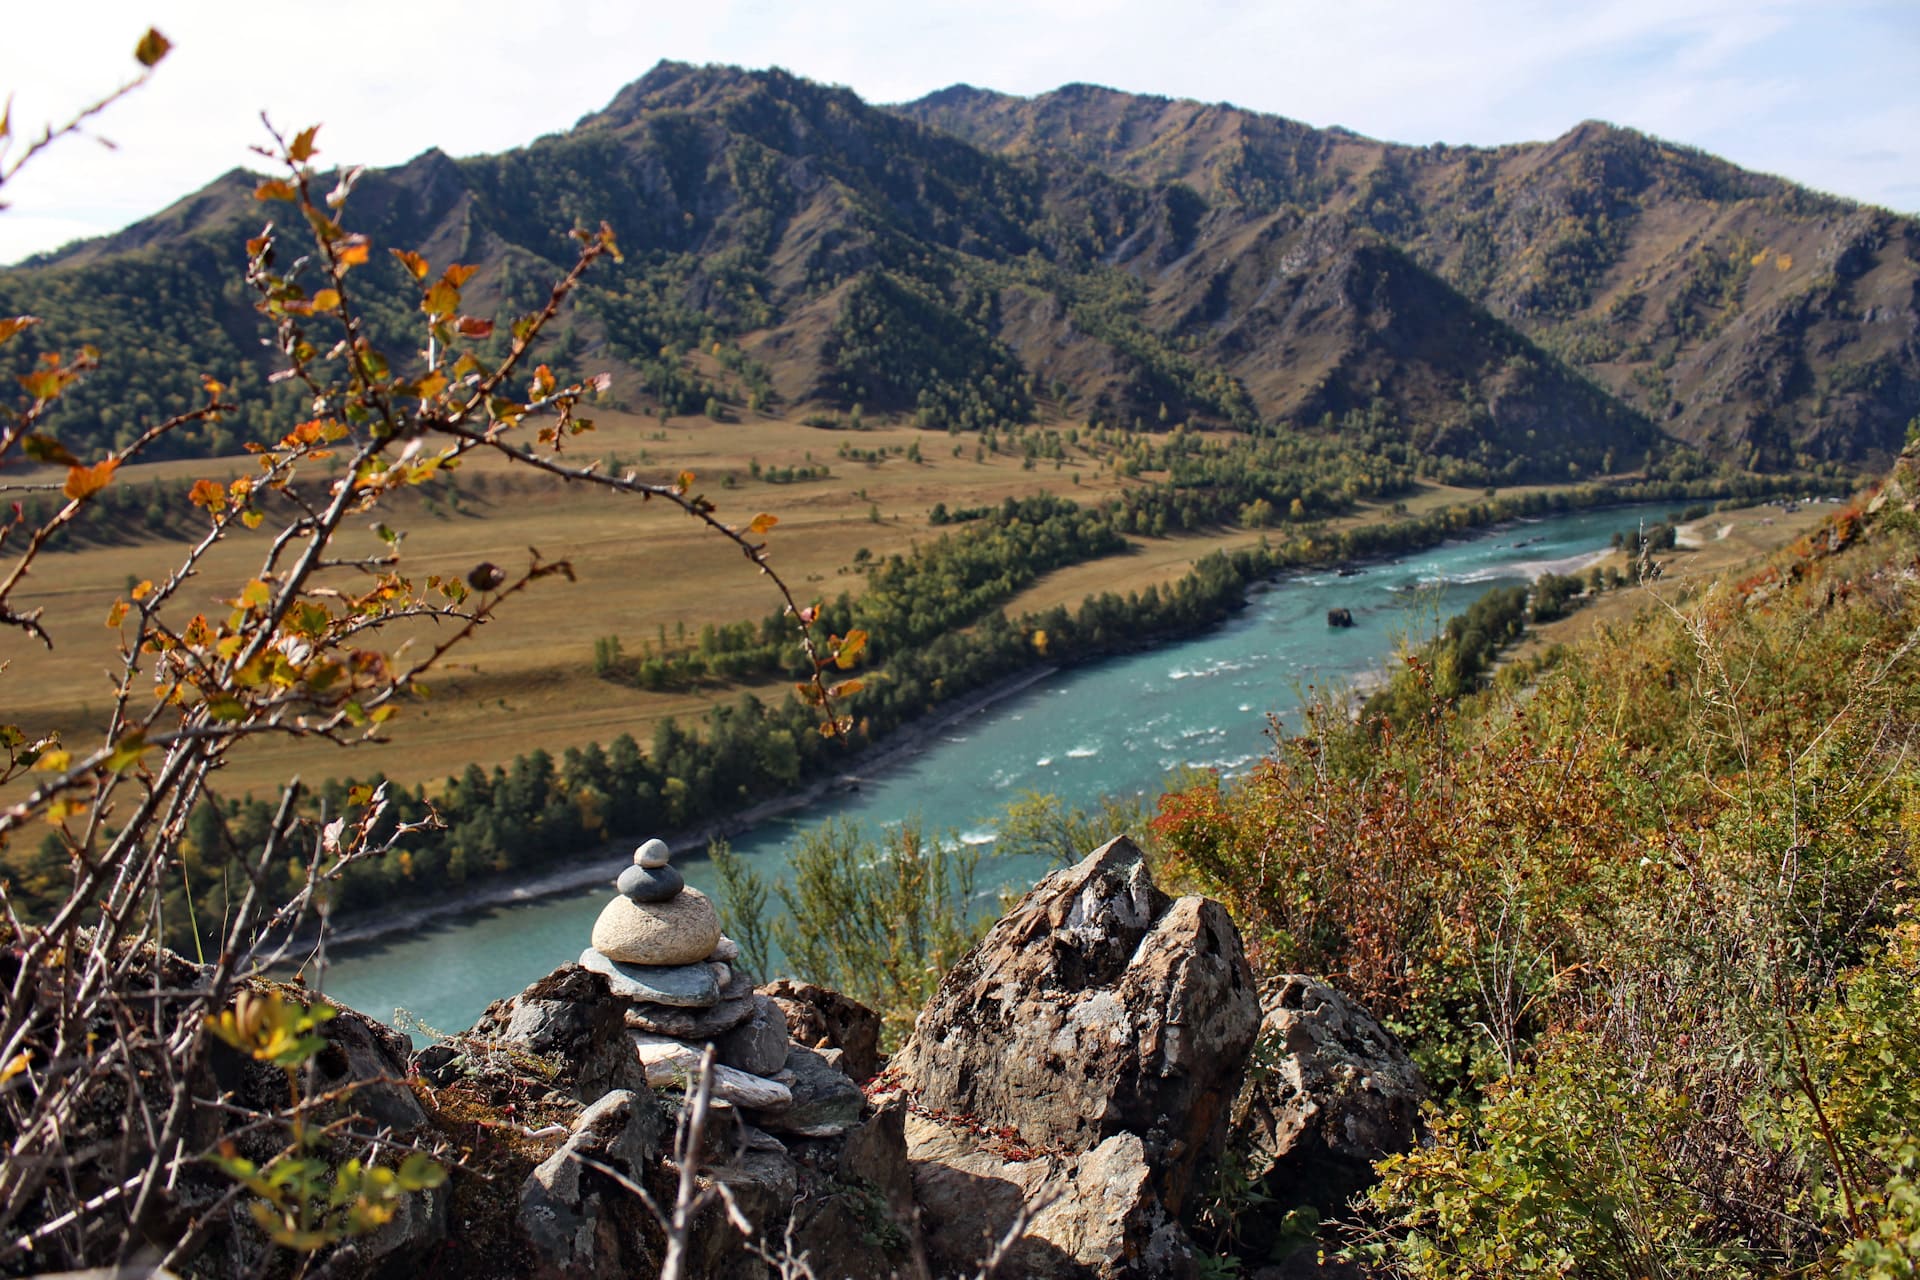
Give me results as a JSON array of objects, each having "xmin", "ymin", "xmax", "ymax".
[
  {"xmin": 578, "ymin": 947, "xmax": 720, "ymax": 1007},
  {"xmin": 629, "ymin": 1031, "xmax": 794, "ymax": 1110}
]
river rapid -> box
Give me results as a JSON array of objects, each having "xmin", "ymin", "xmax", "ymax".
[{"xmin": 322, "ymin": 502, "xmax": 1665, "ymax": 1033}]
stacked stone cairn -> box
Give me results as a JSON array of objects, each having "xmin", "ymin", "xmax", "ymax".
[{"xmin": 578, "ymin": 839, "xmax": 863, "ymax": 1137}]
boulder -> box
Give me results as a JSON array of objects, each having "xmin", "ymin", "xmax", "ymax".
[
  {"xmin": 1231, "ymin": 975, "xmax": 1424, "ymax": 1221},
  {"xmin": 893, "ymin": 835, "xmax": 1260, "ymax": 1216},
  {"xmin": 630, "ymin": 1032, "xmax": 793, "ymax": 1110},
  {"xmin": 623, "ymin": 992, "xmax": 758, "ymax": 1040},
  {"xmin": 464, "ymin": 963, "xmax": 655, "ymax": 1102},
  {"xmin": 519, "ymin": 1088, "xmax": 667, "ymax": 1276},
  {"xmin": 760, "ymin": 978, "xmax": 883, "ymax": 1083},
  {"xmin": 1327, "ymin": 607, "xmax": 1354, "ymax": 628},
  {"xmin": 679, "ymin": 1144, "xmax": 799, "ymax": 1280}
]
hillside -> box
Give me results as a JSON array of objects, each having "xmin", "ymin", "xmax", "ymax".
[
  {"xmin": 2, "ymin": 63, "xmax": 1910, "ymax": 481},
  {"xmin": 900, "ymin": 83, "xmax": 1920, "ymax": 467}
]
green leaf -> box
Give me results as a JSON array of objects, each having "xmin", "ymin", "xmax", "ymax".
[
  {"xmin": 396, "ymin": 1152, "xmax": 447, "ymax": 1191},
  {"xmin": 22, "ymin": 434, "xmax": 77, "ymax": 466},
  {"xmin": 205, "ymin": 696, "xmax": 246, "ymax": 723}
]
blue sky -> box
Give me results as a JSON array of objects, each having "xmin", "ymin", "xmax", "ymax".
[{"xmin": 1, "ymin": 0, "xmax": 1913, "ymax": 264}]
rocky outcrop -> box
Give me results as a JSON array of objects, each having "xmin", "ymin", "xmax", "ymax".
[
  {"xmin": 1228, "ymin": 975, "xmax": 1424, "ymax": 1257},
  {"xmin": 888, "ymin": 835, "xmax": 1261, "ymax": 1277}
]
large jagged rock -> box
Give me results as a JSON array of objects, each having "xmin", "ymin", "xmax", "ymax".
[
  {"xmin": 519, "ymin": 1089, "xmax": 667, "ymax": 1279},
  {"xmin": 457, "ymin": 963, "xmax": 656, "ymax": 1103},
  {"xmin": 890, "ymin": 835, "xmax": 1260, "ymax": 1277},
  {"xmin": 1231, "ymin": 976, "xmax": 1425, "ymax": 1224}
]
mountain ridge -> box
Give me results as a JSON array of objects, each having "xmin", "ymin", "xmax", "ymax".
[{"xmin": 0, "ymin": 61, "xmax": 1911, "ymax": 475}]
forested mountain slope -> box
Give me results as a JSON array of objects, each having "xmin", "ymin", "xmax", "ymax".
[
  {"xmin": 900, "ymin": 82, "xmax": 1920, "ymax": 467},
  {"xmin": 2, "ymin": 62, "xmax": 1911, "ymax": 479}
]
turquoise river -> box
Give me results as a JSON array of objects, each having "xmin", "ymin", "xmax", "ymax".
[{"xmin": 322, "ymin": 502, "xmax": 1667, "ymax": 1033}]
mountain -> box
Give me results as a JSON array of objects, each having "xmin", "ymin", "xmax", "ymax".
[
  {"xmin": 898, "ymin": 84, "xmax": 1920, "ymax": 467},
  {"xmin": 1, "ymin": 63, "xmax": 1913, "ymax": 476}
]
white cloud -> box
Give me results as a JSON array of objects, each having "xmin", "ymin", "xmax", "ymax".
[{"xmin": 0, "ymin": 0, "xmax": 1913, "ymax": 262}]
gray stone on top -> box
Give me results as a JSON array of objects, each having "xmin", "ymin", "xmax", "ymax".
[
  {"xmin": 578, "ymin": 947, "xmax": 720, "ymax": 1007},
  {"xmin": 635, "ymin": 838, "xmax": 671, "ymax": 868},
  {"xmin": 618, "ymin": 863, "xmax": 684, "ymax": 903}
]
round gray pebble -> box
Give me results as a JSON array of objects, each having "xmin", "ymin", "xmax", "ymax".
[
  {"xmin": 635, "ymin": 838, "xmax": 671, "ymax": 869},
  {"xmin": 618, "ymin": 863, "xmax": 684, "ymax": 903}
]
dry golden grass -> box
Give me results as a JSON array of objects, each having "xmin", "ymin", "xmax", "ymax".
[{"xmin": 0, "ymin": 408, "xmax": 1144, "ymax": 797}]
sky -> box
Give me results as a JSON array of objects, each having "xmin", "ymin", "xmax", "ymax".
[{"xmin": 0, "ymin": 0, "xmax": 1914, "ymax": 265}]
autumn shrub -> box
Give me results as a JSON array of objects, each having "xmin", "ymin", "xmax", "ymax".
[{"xmin": 1153, "ymin": 507, "xmax": 1920, "ymax": 1272}]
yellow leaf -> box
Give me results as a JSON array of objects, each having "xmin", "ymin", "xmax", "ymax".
[
  {"xmin": 254, "ymin": 179, "xmax": 297, "ymax": 203},
  {"xmin": 422, "ymin": 281, "xmax": 460, "ymax": 320},
  {"xmin": 63, "ymin": 458, "xmax": 118, "ymax": 501},
  {"xmin": 311, "ymin": 288, "xmax": 342, "ymax": 313},
  {"xmin": 32, "ymin": 748, "xmax": 71, "ymax": 773},
  {"xmin": 0, "ymin": 1050, "xmax": 30, "ymax": 1083},
  {"xmin": 337, "ymin": 236, "xmax": 370, "ymax": 267},
  {"xmin": 189, "ymin": 479, "xmax": 226, "ymax": 511},
  {"xmin": 134, "ymin": 28, "xmax": 171, "ymax": 68},
  {"xmin": 390, "ymin": 249, "xmax": 430, "ymax": 280},
  {"xmin": 748, "ymin": 512, "xmax": 779, "ymax": 535},
  {"xmin": 105, "ymin": 731, "xmax": 150, "ymax": 774},
  {"xmin": 288, "ymin": 125, "xmax": 321, "ymax": 164},
  {"xmin": 105, "ymin": 600, "xmax": 128, "ymax": 629},
  {"xmin": 835, "ymin": 628, "xmax": 868, "ymax": 669},
  {"xmin": 442, "ymin": 263, "xmax": 479, "ymax": 287},
  {"xmin": 131, "ymin": 579, "xmax": 154, "ymax": 600}
]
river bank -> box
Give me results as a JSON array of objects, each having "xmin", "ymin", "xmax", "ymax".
[
  {"xmin": 296, "ymin": 482, "xmax": 1828, "ymax": 958},
  {"xmin": 297, "ymin": 663, "xmax": 1061, "ymax": 950}
]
